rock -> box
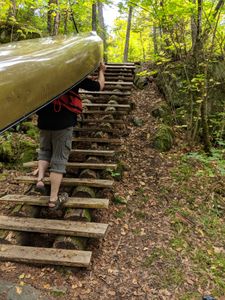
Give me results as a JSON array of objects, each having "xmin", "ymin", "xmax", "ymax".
[
  {"xmin": 152, "ymin": 124, "xmax": 174, "ymax": 151},
  {"xmin": 0, "ymin": 280, "xmax": 49, "ymax": 300},
  {"xmin": 132, "ymin": 117, "xmax": 143, "ymax": 127}
]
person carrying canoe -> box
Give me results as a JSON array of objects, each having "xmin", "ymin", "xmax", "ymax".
[{"xmin": 34, "ymin": 62, "xmax": 106, "ymax": 209}]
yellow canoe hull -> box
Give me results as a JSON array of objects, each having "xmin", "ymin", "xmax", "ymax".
[{"xmin": 0, "ymin": 32, "xmax": 103, "ymax": 133}]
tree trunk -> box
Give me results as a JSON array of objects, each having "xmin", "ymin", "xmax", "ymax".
[
  {"xmin": 201, "ymin": 96, "xmax": 211, "ymax": 153},
  {"xmin": 92, "ymin": 3, "xmax": 97, "ymax": 31},
  {"xmin": 153, "ymin": 25, "xmax": 158, "ymax": 55},
  {"xmin": 97, "ymin": 0, "xmax": 108, "ymax": 62},
  {"xmin": 47, "ymin": 0, "xmax": 54, "ymax": 35},
  {"xmin": 69, "ymin": 0, "xmax": 79, "ymax": 33},
  {"xmin": 193, "ymin": 0, "xmax": 203, "ymax": 56},
  {"xmin": 123, "ymin": 6, "xmax": 133, "ymax": 62},
  {"xmin": 64, "ymin": 10, "xmax": 68, "ymax": 34},
  {"xmin": 52, "ymin": 0, "xmax": 60, "ymax": 36},
  {"xmin": 191, "ymin": 0, "xmax": 197, "ymax": 52}
]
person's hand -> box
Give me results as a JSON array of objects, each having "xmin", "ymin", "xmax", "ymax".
[{"xmin": 99, "ymin": 62, "xmax": 106, "ymax": 73}]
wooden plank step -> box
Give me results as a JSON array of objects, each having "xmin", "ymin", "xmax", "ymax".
[
  {"xmin": 0, "ymin": 244, "xmax": 91, "ymax": 267},
  {"xmin": 0, "ymin": 216, "xmax": 108, "ymax": 238},
  {"xmin": 82, "ymin": 111, "xmax": 127, "ymax": 115},
  {"xmin": 72, "ymin": 137, "xmax": 121, "ymax": 144},
  {"xmin": 70, "ymin": 149, "xmax": 115, "ymax": 156},
  {"xmin": 80, "ymin": 91, "xmax": 130, "ymax": 96},
  {"xmin": 73, "ymin": 127, "xmax": 121, "ymax": 134},
  {"xmin": 23, "ymin": 161, "xmax": 117, "ymax": 170},
  {"xmin": 105, "ymin": 81, "xmax": 133, "ymax": 85},
  {"xmin": 84, "ymin": 103, "xmax": 130, "ymax": 109},
  {"xmin": 16, "ymin": 176, "xmax": 114, "ymax": 188},
  {"xmin": 81, "ymin": 96, "xmax": 130, "ymax": 104},
  {"xmin": 79, "ymin": 119, "xmax": 124, "ymax": 124},
  {"xmin": 106, "ymin": 64, "xmax": 136, "ymax": 69},
  {"xmin": 104, "ymin": 77, "xmax": 133, "ymax": 82},
  {"xmin": 0, "ymin": 194, "xmax": 109, "ymax": 209}
]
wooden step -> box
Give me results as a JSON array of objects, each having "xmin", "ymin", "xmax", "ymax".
[
  {"xmin": 23, "ymin": 161, "xmax": 117, "ymax": 170},
  {"xmin": 81, "ymin": 96, "xmax": 130, "ymax": 103},
  {"xmin": 82, "ymin": 111, "xmax": 127, "ymax": 115},
  {"xmin": 0, "ymin": 194, "xmax": 109, "ymax": 209},
  {"xmin": 73, "ymin": 126, "xmax": 121, "ymax": 134},
  {"xmin": 101, "ymin": 72, "xmax": 133, "ymax": 77},
  {"xmin": 84, "ymin": 103, "xmax": 130, "ymax": 109},
  {"xmin": 104, "ymin": 77, "xmax": 133, "ymax": 82},
  {"xmin": 80, "ymin": 90, "xmax": 131, "ymax": 96},
  {"xmin": 0, "ymin": 244, "xmax": 92, "ymax": 267},
  {"xmin": 16, "ymin": 176, "xmax": 114, "ymax": 188},
  {"xmin": 0, "ymin": 215, "xmax": 108, "ymax": 238},
  {"xmin": 106, "ymin": 64, "xmax": 136, "ymax": 69},
  {"xmin": 72, "ymin": 137, "xmax": 121, "ymax": 144},
  {"xmin": 70, "ymin": 149, "xmax": 115, "ymax": 157},
  {"xmin": 105, "ymin": 81, "xmax": 133, "ymax": 85},
  {"xmin": 79, "ymin": 119, "xmax": 124, "ymax": 124}
]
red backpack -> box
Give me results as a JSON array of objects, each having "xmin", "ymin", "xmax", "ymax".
[{"xmin": 53, "ymin": 90, "xmax": 82, "ymax": 114}]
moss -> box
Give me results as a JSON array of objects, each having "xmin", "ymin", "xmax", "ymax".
[
  {"xmin": 0, "ymin": 133, "xmax": 37, "ymax": 164},
  {"xmin": 153, "ymin": 124, "xmax": 174, "ymax": 151}
]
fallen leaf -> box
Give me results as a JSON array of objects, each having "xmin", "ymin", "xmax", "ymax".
[{"xmin": 16, "ymin": 286, "xmax": 22, "ymax": 295}]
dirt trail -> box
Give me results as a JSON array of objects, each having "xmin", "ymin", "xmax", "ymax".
[{"xmin": 1, "ymin": 80, "xmax": 222, "ymax": 300}]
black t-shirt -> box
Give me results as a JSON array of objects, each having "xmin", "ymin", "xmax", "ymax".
[{"xmin": 37, "ymin": 78, "xmax": 100, "ymax": 130}]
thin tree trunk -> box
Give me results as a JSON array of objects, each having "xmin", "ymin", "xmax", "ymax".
[
  {"xmin": 64, "ymin": 10, "xmax": 68, "ymax": 34},
  {"xmin": 47, "ymin": 0, "xmax": 54, "ymax": 35},
  {"xmin": 123, "ymin": 6, "xmax": 133, "ymax": 62},
  {"xmin": 92, "ymin": 3, "xmax": 97, "ymax": 31},
  {"xmin": 193, "ymin": 0, "xmax": 203, "ymax": 56},
  {"xmin": 52, "ymin": 0, "xmax": 60, "ymax": 36},
  {"xmin": 69, "ymin": 0, "xmax": 79, "ymax": 33},
  {"xmin": 153, "ymin": 25, "xmax": 158, "ymax": 55},
  {"xmin": 97, "ymin": 0, "xmax": 108, "ymax": 62},
  {"xmin": 191, "ymin": 0, "xmax": 197, "ymax": 52},
  {"xmin": 140, "ymin": 32, "xmax": 146, "ymax": 60}
]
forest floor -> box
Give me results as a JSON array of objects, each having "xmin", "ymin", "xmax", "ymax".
[{"xmin": 0, "ymin": 80, "xmax": 224, "ymax": 300}]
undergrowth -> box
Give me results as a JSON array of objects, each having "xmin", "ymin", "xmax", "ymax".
[{"xmin": 159, "ymin": 146, "xmax": 225, "ymax": 298}]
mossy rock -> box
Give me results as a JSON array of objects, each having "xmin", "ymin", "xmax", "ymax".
[
  {"xmin": 0, "ymin": 133, "xmax": 37, "ymax": 163},
  {"xmin": 151, "ymin": 102, "xmax": 169, "ymax": 118},
  {"xmin": 153, "ymin": 125, "xmax": 174, "ymax": 151}
]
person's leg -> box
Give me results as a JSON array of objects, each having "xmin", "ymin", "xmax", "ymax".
[
  {"xmin": 48, "ymin": 172, "xmax": 63, "ymax": 207},
  {"xmin": 48, "ymin": 127, "xmax": 73, "ymax": 208},
  {"xmin": 36, "ymin": 130, "xmax": 51, "ymax": 191}
]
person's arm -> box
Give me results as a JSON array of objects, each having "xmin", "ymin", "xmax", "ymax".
[{"xmin": 98, "ymin": 62, "xmax": 106, "ymax": 91}]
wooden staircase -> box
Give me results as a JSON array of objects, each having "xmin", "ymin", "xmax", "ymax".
[{"xmin": 0, "ymin": 62, "xmax": 135, "ymax": 267}]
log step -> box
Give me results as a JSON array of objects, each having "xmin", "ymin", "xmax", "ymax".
[
  {"xmin": 0, "ymin": 244, "xmax": 92, "ymax": 267},
  {"xmin": 23, "ymin": 161, "xmax": 117, "ymax": 170},
  {"xmin": 79, "ymin": 119, "xmax": 124, "ymax": 125},
  {"xmin": 16, "ymin": 176, "xmax": 114, "ymax": 188},
  {"xmin": 0, "ymin": 215, "xmax": 108, "ymax": 238},
  {"xmin": 70, "ymin": 149, "xmax": 115, "ymax": 157},
  {"xmin": 84, "ymin": 103, "xmax": 130, "ymax": 109},
  {"xmin": 72, "ymin": 137, "xmax": 121, "ymax": 144},
  {"xmin": 73, "ymin": 127, "xmax": 122, "ymax": 134},
  {"xmin": 82, "ymin": 110, "xmax": 127, "ymax": 115},
  {"xmin": 80, "ymin": 91, "xmax": 131, "ymax": 96},
  {"xmin": 104, "ymin": 77, "xmax": 133, "ymax": 82},
  {"xmin": 0, "ymin": 194, "xmax": 109, "ymax": 209}
]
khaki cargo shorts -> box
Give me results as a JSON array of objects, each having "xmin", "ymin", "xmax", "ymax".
[{"xmin": 38, "ymin": 127, "xmax": 73, "ymax": 174}]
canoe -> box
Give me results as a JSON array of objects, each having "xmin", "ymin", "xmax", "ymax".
[{"xmin": 0, "ymin": 32, "xmax": 103, "ymax": 134}]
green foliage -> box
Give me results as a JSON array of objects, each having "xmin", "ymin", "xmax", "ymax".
[
  {"xmin": 0, "ymin": 131, "xmax": 37, "ymax": 164},
  {"xmin": 184, "ymin": 146, "xmax": 225, "ymax": 177}
]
